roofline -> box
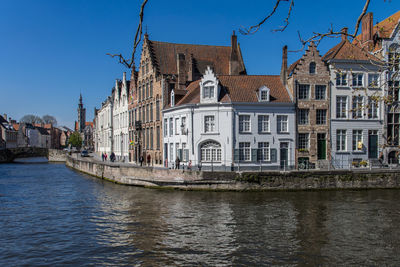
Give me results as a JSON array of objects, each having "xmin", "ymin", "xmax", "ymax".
[
  {"xmin": 149, "ymin": 39, "xmax": 231, "ymax": 49},
  {"xmin": 327, "ymin": 59, "xmax": 383, "ymax": 65}
]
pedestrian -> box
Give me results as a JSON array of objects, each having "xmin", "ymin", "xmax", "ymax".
[
  {"xmin": 105, "ymin": 153, "xmax": 108, "ymax": 161},
  {"xmin": 102, "ymin": 153, "xmax": 104, "ymax": 161},
  {"xmin": 175, "ymin": 156, "xmax": 180, "ymax": 169},
  {"xmin": 188, "ymin": 160, "xmax": 192, "ymax": 170},
  {"xmin": 147, "ymin": 154, "xmax": 151, "ymax": 167},
  {"xmin": 140, "ymin": 155, "xmax": 144, "ymax": 166}
]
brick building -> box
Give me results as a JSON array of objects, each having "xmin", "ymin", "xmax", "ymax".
[
  {"xmin": 285, "ymin": 42, "xmax": 331, "ymax": 169},
  {"xmin": 128, "ymin": 32, "xmax": 246, "ymax": 165}
]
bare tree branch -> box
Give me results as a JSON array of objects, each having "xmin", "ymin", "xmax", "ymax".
[
  {"xmin": 107, "ymin": 0, "xmax": 149, "ymax": 69},
  {"xmin": 239, "ymin": 0, "xmax": 290, "ymax": 35},
  {"xmin": 272, "ymin": 0, "xmax": 294, "ymax": 32}
]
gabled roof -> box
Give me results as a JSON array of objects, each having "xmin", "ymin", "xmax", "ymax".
[
  {"xmin": 355, "ymin": 10, "xmax": 400, "ymax": 41},
  {"xmin": 148, "ymin": 40, "xmax": 245, "ymax": 76},
  {"xmin": 177, "ymin": 75, "xmax": 291, "ymax": 106},
  {"xmin": 322, "ymin": 40, "xmax": 381, "ymax": 62}
]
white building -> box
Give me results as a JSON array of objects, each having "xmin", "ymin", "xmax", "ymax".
[
  {"xmin": 95, "ymin": 94, "xmax": 113, "ymax": 156},
  {"xmin": 323, "ymin": 33, "xmax": 384, "ymax": 168},
  {"xmin": 112, "ymin": 72, "xmax": 130, "ymax": 161},
  {"xmin": 163, "ymin": 67, "xmax": 296, "ymax": 171}
]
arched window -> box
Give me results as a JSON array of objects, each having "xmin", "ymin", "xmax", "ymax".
[
  {"xmin": 200, "ymin": 141, "xmax": 221, "ymax": 162},
  {"xmin": 309, "ymin": 62, "xmax": 316, "ymax": 74}
]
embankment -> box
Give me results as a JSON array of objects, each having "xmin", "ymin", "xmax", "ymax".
[{"xmin": 66, "ymin": 156, "xmax": 400, "ymax": 191}]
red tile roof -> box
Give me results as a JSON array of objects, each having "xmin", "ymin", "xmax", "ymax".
[
  {"xmin": 355, "ymin": 11, "xmax": 400, "ymax": 41},
  {"xmin": 177, "ymin": 75, "xmax": 292, "ymax": 105},
  {"xmin": 148, "ymin": 40, "xmax": 246, "ymax": 76},
  {"xmin": 322, "ymin": 40, "xmax": 381, "ymax": 62}
]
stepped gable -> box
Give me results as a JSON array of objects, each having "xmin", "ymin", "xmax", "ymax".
[
  {"xmin": 147, "ymin": 40, "xmax": 245, "ymax": 76},
  {"xmin": 322, "ymin": 40, "xmax": 381, "ymax": 62},
  {"xmin": 177, "ymin": 75, "xmax": 291, "ymax": 105}
]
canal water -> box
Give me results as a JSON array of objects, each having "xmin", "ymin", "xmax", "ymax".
[{"xmin": 1, "ymin": 162, "xmax": 400, "ymax": 266}]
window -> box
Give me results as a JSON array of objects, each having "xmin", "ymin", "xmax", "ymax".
[
  {"xmin": 150, "ymin": 103, "xmax": 153, "ymax": 122},
  {"xmin": 170, "ymin": 143, "xmax": 173, "ymax": 161},
  {"xmin": 182, "ymin": 143, "xmax": 187, "ymax": 161},
  {"xmin": 258, "ymin": 115, "xmax": 269, "ymax": 133},
  {"xmin": 239, "ymin": 142, "xmax": 251, "ymax": 161},
  {"xmin": 257, "ymin": 142, "xmax": 270, "ymax": 161},
  {"xmin": 277, "ymin": 115, "xmax": 288, "ymax": 133},
  {"xmin": 204, "ymin": 116, "xmax": 215, "ymax": 133},
  {"xmin": 203, "ymin": 85, "xmax": 214, "ymax": 98},
  {"xmin": 138, "ymin": 85, "xmax": 141, "ymax": 102},
  {"xmin": 150, "ymin": 127, "xmax": 153, "ymax": 149},
  {"xmin": 352, "ymin": 96, "xmax": 363, "ymax": 119},
  {"xmin": 156, "ymin": 126, "xmax": 160, "ymax": 150},
  {"xmin": 150, "ymin": 80, "xmax": 153, "ymax": 97},
  {"xmin": 146, "ymin": 82, "xmax": 149, "ymax": 98},
  {"xmin": 175, "ymin": 118, "xmax": 179, "ymax": 135},
  {"xmin": 336, "ymin": 72, "xmax": 347, "ymax": 86},
  {"xmin": 316, "ymin": 109, "xmax": 327, "ymax": 125},
  {"xmin": 200, "ymin": 141, "xmax": 222, "ymax": 162},
  {"xmin": 146, "ymin": 128, "xmax": 149, "ymax": 149},
  {"xmin": 309, "ymin": 62, "xmax": 316, "ymax": 74},
  {"xmin": 388, "ymin": 113, "xmax": 400, "ymax": 146},
  {"xmin": 389, "ymin": 51, "xmax": 400, "ymax": 71},
  {"xmin": 169, "ymin": 118, "xmax": 173, "ymax": 136},
  {"xmin": 368, "ymin": 98, "xmax": 378, "ymax": 119},
  {"xmin": 337, "ymin": 130, "xmax": 347, "ymax": 151},
  {"xmin": 315, "ymin": 85, "xmax": 326, "ymax": 100},
  {"xmin": 260, "ymin": 88, "xmax": 269, "ymax": 101},
  {"xmin": 175, "ymin": 143, "xmax": 180, "ymax": 160},
  {"xmin": 352, "ymin": 130, "xmax": 363, "ymax": 151},
  {"xmin": 239, "ymin": 115, "xmax": 251, "ymax": 133},
  {"xmin": 389, "ymin": 81, "xmax": 400, "ymax": 102},
  {"xmin": 171, "ymin": 90, "xmax": 175, "ymax": 107},
  {"xmin": 336, "ymin": 96, "xmax": 347, "ymax": 118},
  {"xmin": 146, "ymin": 104, "xmax": 149, "ymax": 122},
  {"xmin": 156, "ymin": 100, "xmax": 160, "ymax": 121},
  {"xmin": 298, "ymin": 133, "xmax": 309, "ymax": 150},
  {"xmin": 181, "ymin": 117, "xmax": 186, "ymax": 135},
  {"xmin": 298, "ymin": 84, "xmax": 310, "ymax": 100},
  {"xmin": 368, "ymin": 74, "xmax": 379, "ymax": 88},
  {"xmin": 298, "ymin": 109, "xmax": 309, "ymax": 125},
  {"xmin": 164, "ymin": 119, "xmax": 168, "ymax": 137}
]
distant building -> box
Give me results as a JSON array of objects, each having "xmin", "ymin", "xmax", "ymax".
[
  {"xmin": 0, "ymin": 114, "xmax": 18, "ymax": 149},
  {"xmin": 94, "ymin": 94, "xmax": 114, "ymax": 156},
  {"xmin": 75, "ymin": 94, "xmax": 94, "ymax": 150}
]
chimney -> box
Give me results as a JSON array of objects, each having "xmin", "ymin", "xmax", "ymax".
[
  {"xmin": 177, "ymin": 53, "xmax": 186, "ymax": 89},
  {"xmin": 361, "ymin": 12, "xmax": 373, "ymax": 44},
  {"xmin": 187, "ymin": 53, "xmax": 195, "ymax": 82},
  {"xmin": 123, "ymin": 72, "xmax": 126, "ymax": 84},
  {"xmin": 341, "ymin": 27, "xmax": 348, "ymax": 41},
  {"xmin": 280, "ymin": 45, "xmax": 288, "ymax": 86},
  {"xmin": 230, "ymin": 31, "xmax": 240, "ymax": 75}
]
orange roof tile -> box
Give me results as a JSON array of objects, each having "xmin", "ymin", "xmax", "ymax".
[
  {"xmin": 177, "ymin": 75, "xmax": 291, "ymax": 106},
  {"xmin": 323, "ymin": 40, "xmax": 381, "ymax": 62}
]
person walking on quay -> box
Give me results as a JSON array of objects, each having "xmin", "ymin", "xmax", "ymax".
[
  {"xmin": 104, "ymin": 153, "xmax": 108, "ymax": 161},
  {"xmin": 188, "ymin": 160, "xmax": 192, "ymax": 170},
  {"xmin": 101, "ymin": 153, "xmax": 105, "ymax": 161},
  {"xmin": 110, "ymin": 152, "xmax": 115, "ymax": 162},
  {"xmin": 140, "ymin": 155, "xmax": 144, "ymax": 166},
  {"xmin": 175, "ymin": 156, "xmax": 180, "ymax": 169},
  {"xmin": 147, "ymin": 154, "xmax": 151, "ymax": 167}
]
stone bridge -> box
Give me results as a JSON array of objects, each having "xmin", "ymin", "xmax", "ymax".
[{"xmin": 0, "ymin": 147, "xmax": 49, "ymax": 163}]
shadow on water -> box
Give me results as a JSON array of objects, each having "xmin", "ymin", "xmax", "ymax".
[
  {"xmin": 1, "ymin": 163, "xmax": 400, "ymax": 266},
  {"xmin": 12, "ymin": 157, "xmax": 49, "ymax": 164}
]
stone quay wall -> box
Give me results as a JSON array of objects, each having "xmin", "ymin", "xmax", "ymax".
[
  {"xmin": 48, "ymin": 149, "xmax": 67, "ymax": 162},
  {"xmin": 66, "ymin": 156, "xmax": 400, "ymax": 191}
]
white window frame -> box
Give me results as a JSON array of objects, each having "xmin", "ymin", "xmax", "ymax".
[
  {"xmin": 337, "ymin": 130, "xmax": 347, "ymax": 152},
  {"xmin": 368, "ymin": 73, "xmax": 379, "ymax": 88},
  {"xmin": 352, "ymin": 73, "xmax": 364, "ymax": 87},
  {"xmin": 204, "ymin": 115, "xmax": 215, "ymax": 133},
  {"xmin": 315, "ymin": 85, "xmax": 326, "ymax": 100},
  {"xmin": 257, "ymin": 142, "xmax": 270, "ymax": 161},
  {"xmin": 352, "ymin": 130, "xmax": 363, "ymax": 151},
  {"xmin": 298, "ymin": 109, "xmax": 309, "ymax": 125},
  {"xmin": 298, "ymin": 84, "xmax": 310, "ymax": 100},
  {"xmin": 239, "ymin": 142, "xmax": 251, "ymax": 161},
  {"xmin": 352, "ymin": 96, "xmax": 364, "ymax": 119},
  {"xmin": 368, "ymin": 97, "xmax": 378, "ymax": 119},
  {"xmin": 336, "ymin": 72, "xmax": 347, "ymax": 86},
  {"xmin": 258, "ymin": 115, "xmax": 270, "ymax": 133},
  {"xmin": 298, "ymin": 133, "xmax": 309, "ymax": 150},
  {"xmin": 259, "ymin": 88, "xmax": 270, "ymax": 101},
  {"xmin": 277, "ymin": 115, "xmax": 288, "ymax": 133},
  {"xmin": 239, "ymin": 115, "xmax": 251, "ymax": 133},
  {"xmin": 336, "ymin": 96, "xmax": 347, "ymax": 119}
]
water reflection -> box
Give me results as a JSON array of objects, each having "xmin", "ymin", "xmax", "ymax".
[{"xmin": 1, "ymin": 163, "xmax": 400, "ymax": 266}]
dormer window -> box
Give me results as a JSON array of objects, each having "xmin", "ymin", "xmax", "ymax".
[
  {"xmin": 203, "ymin": 84, "xmax": 214, "ymax": 98},
  {"xmin": 309, "ymin": 62, "xmax": 316, "ymax": 74},
  {"xmin": 171, "ymin": 90, "xmax": 175, "ymax": 107},
  {"xmin": 259, "ymin": 86, "xmax": 270, "ymax": 102}
]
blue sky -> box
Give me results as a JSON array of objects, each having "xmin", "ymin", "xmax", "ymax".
[{"xmin": 0, "ymin": 0, "xmax": 398, "ymax": 128}]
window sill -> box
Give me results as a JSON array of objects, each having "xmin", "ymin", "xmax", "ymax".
[
  {"xmin": 201, "ymin": 132, "xmax": 220, "ymax": 135},
  {"xmin": 258, "ymin": 132, "xmax": 271, "ymax": 135},
  {"xmin": 239, "ymin": 132, "xmax": 252, "ymax": 134},
  {"xmin": 278, "ymin": 132, "xmax": 290, "ymax": 134}
]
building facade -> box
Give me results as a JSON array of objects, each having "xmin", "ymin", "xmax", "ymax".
[
  {"xmin": 286, "ymin": 43, "xmax": 331, "ymax": 169},
  {"xmin": 95, "ymin": 94, "xmax": 114, "ymax": 156},
  {"xmin": 163, "ymin": 67, "xmax": 295, "ymax": 170},
  {"xmin": 113, "ymin": 73, "xmax": 130, "ymax": 161},
  {"xmin": 324, "ymin": 32, "xmax": 384, "ymax": 168},
  {"xmin": 128, "ymin": 32, "xmax": 246, "ymax": 166}
]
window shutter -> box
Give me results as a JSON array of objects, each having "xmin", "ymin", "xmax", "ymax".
[
  {"xmin": 251, "ymin": 149, "xmax": 257, "ymax": 162},
  {"xmin": 234, "ymin": 149, "xmax": 239, "ymax": 162},
  {"xmin": 270, "ymin": 148, "xmax": 277, "ymax": 163}
]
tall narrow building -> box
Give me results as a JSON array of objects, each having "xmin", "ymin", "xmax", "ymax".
[{"xmin": 77, "ymin": 94, "xmax": 86, "ymax": 133}]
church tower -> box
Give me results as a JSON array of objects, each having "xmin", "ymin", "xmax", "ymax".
[{"xmin": 77, "ymin": 94, "xmax": 86, "ymax": 133}]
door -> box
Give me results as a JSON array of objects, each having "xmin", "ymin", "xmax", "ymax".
[
  {"xmin": 280, "ymin": 142, "xmax": 288, "ymax": 169},
  {"xmin": 368, "ymin": 131, "xmax": 378, "ymax": 159},
  {"xmin": 317, "ymin": 133, "xmax": 326, "ymax": 160}
]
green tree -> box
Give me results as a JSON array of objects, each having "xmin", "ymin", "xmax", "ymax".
[{"xmin": 68, "ymin": 131, "xmax": 83, "ymax": 149}]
